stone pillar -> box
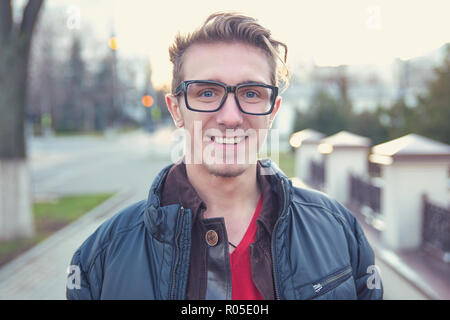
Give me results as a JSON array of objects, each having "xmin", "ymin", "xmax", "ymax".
[
  {"xmin": 370, "ymin": 134, "xmax": 450, "ymax": 251},
  {"xmin": 319, "ymin": 131, "xmax": 371, "ymax": 204},
  {"xmin": 290, "ymin": 129, "xmax": 325, "ymax": 182}
]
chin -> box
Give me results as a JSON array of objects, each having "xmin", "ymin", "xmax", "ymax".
[{"xmin": 204, "ymin": 162, "xmax": 250, "ymax": 178}]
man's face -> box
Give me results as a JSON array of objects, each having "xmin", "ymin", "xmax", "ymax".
[{"xmin": 166, "ymin": 41, "xmax": 281, "ymax": 178}]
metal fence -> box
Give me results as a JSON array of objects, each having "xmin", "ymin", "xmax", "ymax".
[
  {"xmin": 349, "ymin": 174, "xmax": 382, "ymax": 214},
  {"xmin": 309, "ymin": 160, "xmax": 325, "ymax": 190},
  {"xmin": 368, "ymin": 161, "xmax": 381, "ymax": 178},
  {"xmin": 422, "ymin": 195, "xmax": 450, "ymax": 258}
]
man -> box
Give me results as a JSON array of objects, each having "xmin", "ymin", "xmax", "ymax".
[{"xmin": 67, "ymin": 12, "xmax": 383, "ymax": 300}]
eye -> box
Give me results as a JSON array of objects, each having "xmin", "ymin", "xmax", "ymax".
[
  {"xmin": 244, "ymin": 90, "xmax": 258, "ymax": 98},
  {"xmin": 201, "ymin": 90, "xmax": 214, "ymax": 97}
]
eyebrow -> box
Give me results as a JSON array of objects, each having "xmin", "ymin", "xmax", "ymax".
[
  {"xmin": 238, "ymin": 80, "xmax": 267, "ymax": 85},
  {"xmin": 204, "ymin": 78, "xmax": 268, "ymax": 86}
]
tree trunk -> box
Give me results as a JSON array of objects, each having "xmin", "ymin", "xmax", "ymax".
[
  {"xmin": 0, "ymin": 41, "xmax": 28, "ymax": 159},
  {"xmin": 0, "ymin": 159, "xmax": 34, "ymax": 241},
  {"xmin": 0, "ymin": 0, "xmax": 44, "ymax": 241},
  {"xmin": 0, "ymin": 39, "xmax": 34, "ymax": 241}
]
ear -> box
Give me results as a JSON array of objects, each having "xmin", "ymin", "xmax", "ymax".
[
  {"xmin": 268, "ymin": 96, "xmax": 282, "ymax": 128},
  {"xmin": 165, "ymin": 93, "xmax": 184, "ymax": 128}
]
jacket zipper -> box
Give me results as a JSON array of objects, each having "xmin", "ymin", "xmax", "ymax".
[
  {"xmin": 272, "ymin": 178, "xmax": 288, "ymax": 300},
  {"xmin": 170, "ymin": 206, "xmax": 185, "ymax": 300},
  {"xmin": 312, "ymin": 266, "xmax": 352, "ymax": 294}
]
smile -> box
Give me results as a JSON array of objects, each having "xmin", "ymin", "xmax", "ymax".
[{"xmin": 210, "ymin": 136, "xmax": 247, "ymax": 145}]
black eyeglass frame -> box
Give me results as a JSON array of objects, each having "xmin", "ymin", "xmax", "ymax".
[{"xmin": 174, "ymin": 80, "xmax": 279, "ymax": 116}]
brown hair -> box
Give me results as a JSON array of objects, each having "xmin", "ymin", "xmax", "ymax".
[{"xmin": 168, "ymin": 12, "xmax": 289, "ymax": 94}]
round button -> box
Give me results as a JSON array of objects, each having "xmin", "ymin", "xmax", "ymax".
[{"xmin": 205, "ymin": 230, "xmax": 218, "ymax": 246}]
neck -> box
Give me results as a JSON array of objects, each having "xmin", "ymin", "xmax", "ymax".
[{"xmin": 185, "ymin": 163, "xmax": 260, "ymax": 220}]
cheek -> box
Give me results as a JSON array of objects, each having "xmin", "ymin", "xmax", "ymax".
[
  {"xmin": 184, "ymin": 115, "xmax": 212, "ymax": 146},
  {"xmin": 248, "ymin": 117, "xmax": 272, "ymax": 149},
  {"xmin": 251, "ymin": 117, "xmax": 271, "ymax": 134}
]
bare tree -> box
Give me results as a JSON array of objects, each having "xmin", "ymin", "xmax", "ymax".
[{"xmin": 0, "ymin": 0, "xmax": 44, "ymax": 240}]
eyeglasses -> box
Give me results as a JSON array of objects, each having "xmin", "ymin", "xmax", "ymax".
[{"xmin": 174, "ymin": 80, "xmax": 278, "ymax": 115}]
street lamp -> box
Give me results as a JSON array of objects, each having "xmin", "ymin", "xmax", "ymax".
[{"xmin": 141, "ymin": 95, "xmax": 154, "ymax": 108}]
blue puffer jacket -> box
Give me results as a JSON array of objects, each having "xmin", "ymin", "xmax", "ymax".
[{"xmin": 67, "ymin": 160, "xmax": 383, "ymax": 300}]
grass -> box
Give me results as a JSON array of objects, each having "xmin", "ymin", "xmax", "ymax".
[
  {"xmin": 54, "ymin": 131, "xmax": 105, "ymax": 138},
  {"xmin": 0, "ymin": 192, "xmax": 114, "ymax": 267}
]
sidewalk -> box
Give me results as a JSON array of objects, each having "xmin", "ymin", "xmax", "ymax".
[{"xmin": 0, "ymin": 188, "xmax": 141, "ymax": 300}]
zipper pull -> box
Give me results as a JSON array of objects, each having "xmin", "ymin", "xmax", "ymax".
[{"xmin": 313, "ymin": 283, "xmax": 323, "ymax": 293}]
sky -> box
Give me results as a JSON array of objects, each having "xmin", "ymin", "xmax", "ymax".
[{"xmin": 45, "ymin": 0, "xmax": 450, "ymax": 88}]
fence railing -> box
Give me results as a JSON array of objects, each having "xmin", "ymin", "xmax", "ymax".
[
  {"xmin": 349, "ymin": 174, "xmax": 382, "ymax": 214},
  {"xmin": 309, "ymin": 160, "xmax": 324, "ymax": 190},
  {"xmin": 368, "ymin": 161, "xmax": 381, "ymax": 178},
  {"xmin": 422, "ymin": 195, "xmax": 450, "ymax": 260},
  {"xmin": 349, "ymin": 174, "xmax": 384, "ymax": 231}
]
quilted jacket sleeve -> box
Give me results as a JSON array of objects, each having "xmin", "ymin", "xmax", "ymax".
[
  {"xmin": 66, "ymin": 243, "xmax": 105, "ymax": 300},
  {"xmin": 66, "ymin": 249, "xmax": 93, "ymax": 300},
  {"xmin": 333, "ymin": 200, "xmax": 384, "ymax": 300},
  {"xmin": 351, "ymin": 217, "xmax": 383, "ymax": 299}
]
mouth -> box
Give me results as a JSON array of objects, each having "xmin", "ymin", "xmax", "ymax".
[{"xmin": 210, "ymin": 136, "xmax": 247, "ymax": 145}]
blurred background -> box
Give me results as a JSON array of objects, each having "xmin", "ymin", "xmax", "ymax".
[{"xmin": 0, "ymin": 0, "xmax": 448, "ymax": 300}]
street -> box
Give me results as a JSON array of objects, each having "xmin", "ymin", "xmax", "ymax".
[{"xmin": 28, "ymin": 128, "xmax": 175, "ymax": 199}]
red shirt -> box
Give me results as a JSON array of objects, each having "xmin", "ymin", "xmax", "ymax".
[{"xmin": 229, "ymin": 195, "xmax": 264, "ymax": 300}]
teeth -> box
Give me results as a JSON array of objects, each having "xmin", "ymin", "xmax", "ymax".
[{"xmin": 213, "ymin": 136, "xmax": 245, "ymax": 144}]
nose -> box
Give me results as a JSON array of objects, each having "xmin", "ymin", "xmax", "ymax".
[{"xmin": 215, "ymin": 93, "xmax": 244, "ymax": 128}]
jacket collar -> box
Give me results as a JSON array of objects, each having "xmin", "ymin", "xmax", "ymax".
[{"xmin": 159, "ymin": 159, "xmax": 205, "ymax": 226}]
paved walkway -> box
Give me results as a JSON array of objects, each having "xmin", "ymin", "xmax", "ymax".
[{"xmin": 0, "ymin": 188, "xmax": 143, "ymax": 299}]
